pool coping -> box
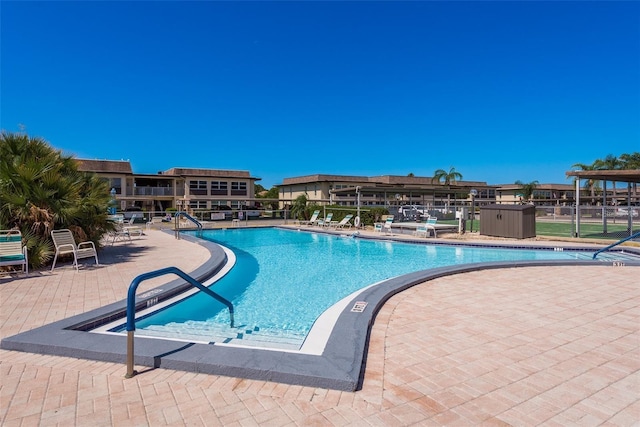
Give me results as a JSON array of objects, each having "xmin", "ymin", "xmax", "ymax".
[{"xmin": 2, "ymin": 229, "xmax": 639, "ymax": 391}]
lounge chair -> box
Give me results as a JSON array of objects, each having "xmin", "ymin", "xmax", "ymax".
[
  {"xmin": 382, "ymin": 216, "xmax": 394, "ymax": 234},
  {"xmin": 106, "ymin": 214, "xmax": 132, "ymax": 244},
  {"xmin": 333, "ymin": 214, "xmax": 354, "ymax": 229},
  {"xmin": 299, "ymin": 210, "xmax": 320, "ymax": 226},
  {"xmin": 317, "ymin": 212, "xmax": 333, "ymax": 227},
  {"xmin": 415, "ymin": 217, "xmax": 438, "ymax": 238},
  {"xmin": 51, "ymin": 229, "xmax": 99, "ymax": 271},
  {"xmin": 374, "ymin": 215, "xmax": 391, "ymax": 233},
  {"xmin": 0, "ymin": 230, "xmax": 28, "ymax": 274},
  {"xmin": 108, "ymin": 221, "xmax": 133, "ymax": 245},
  {"xmin": 123, "ymin": 214, "xmax": 144, "ymax": 236}
]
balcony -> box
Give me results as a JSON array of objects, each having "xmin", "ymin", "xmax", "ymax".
[{"xmin": 131, "ymin": 187, "xmax": 174, "ymax": 197}]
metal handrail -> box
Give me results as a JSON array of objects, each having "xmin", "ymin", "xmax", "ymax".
[
  {"xmin": 176, "ymin": 211, "xmax": 202, "ymax": 228},
  {"xmin": 174, "ymin": 211, "xmax": 203, "ymax": 239},
  {"xmin": 593, "ymin": 231, "xmax": 640, "ymax": 259},
  {"xmin": 125, "ymin": 266, "xmax": 234, "ymax": 378}
]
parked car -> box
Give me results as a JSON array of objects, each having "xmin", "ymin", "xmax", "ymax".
[
  {"xmin": 614, "ymin": 208, "xmax": 639, "ymax": 217},
  {"xmin": 243, "ymin": 206, "xmax": 261, "ymax": 218}
]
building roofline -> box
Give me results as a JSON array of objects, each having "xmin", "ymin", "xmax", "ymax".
[{"xmin": 566, "ymin": 169, "xmax": 640, "ymax": 184}]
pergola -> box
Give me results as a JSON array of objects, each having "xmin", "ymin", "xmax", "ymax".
[{"xmin": 565, "ymin": 169, "xmax": 639, "ymax": 237}]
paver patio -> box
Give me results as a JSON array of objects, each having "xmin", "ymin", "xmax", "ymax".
[{"xmin": 1, "ymin": 228, "xmax": 638, "ymax": 426}]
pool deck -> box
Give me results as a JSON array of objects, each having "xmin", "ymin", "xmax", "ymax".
[{"xmin": 1, "ymin": 226, "xmax": 639, "ymax": 425}]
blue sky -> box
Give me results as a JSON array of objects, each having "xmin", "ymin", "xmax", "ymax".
[{"xmin": 2, "ymin": 1, "xmax": 639, "ymax": 188}]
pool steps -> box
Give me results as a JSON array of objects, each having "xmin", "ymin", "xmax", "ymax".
[{"xmin": 139, "ymin": 323, "xmax": 305, "ymax": 351}]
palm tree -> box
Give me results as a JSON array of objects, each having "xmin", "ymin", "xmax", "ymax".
[
  {"xmin": 514, "ymin": 180, "xmax": 539, "ymax": 202},
  {"xmin": 619, "ymin": 152, "xmax": 640, "ymax": 199},
  {"xmin": 594, "ymin": 154, "xmax": 621, "ymax": 171},
  {"xmin": 571, "ymin": 162, "xmax": 601, "ymax": 204},
  {"xmin": 619, "ymin": 152, "xmax": 640, "ymax": 169},
  {"xmin": 289, "ymin": 194, "xmax": 308, "ymax": 220},
  {"xmin": 593, "ymin": 154, "xmax": 622, "ymax": 203},
  {"xmin": 431, "ymin": 167, "xmax": 463, "ymax": 185},
  {"xmin": 432, "ymin": 167, "xmax": 462, "ymax": 213},
  {"xmin": 0, "ymin": 131, "xmax": 113, "ymax": 268}
]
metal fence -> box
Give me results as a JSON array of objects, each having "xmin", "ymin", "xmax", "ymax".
[
  {"xmin": 134, "ymin": 204, "xmax": 640, "ymax": 240},
  {"xmin": 535, "ymin": 205, "xmax": 639, "ymax": 239}
]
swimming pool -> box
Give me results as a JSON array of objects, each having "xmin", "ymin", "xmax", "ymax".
[
  {"xmin": 113, "ymin": 228, "xmax": 593, "ymax": 351},
  {"xmin": 5, "ymin": 227, "xmax": 638, "ymax": 391}
]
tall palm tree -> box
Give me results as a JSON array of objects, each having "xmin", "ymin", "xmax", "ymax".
[
  {"xmin": 619, "ymin": 152, "xmax": 640, "ymax": 169},
  {"xmin": 593, "ymin": 154, "xmax": 622, "ymax": 203},
  {"xmin": 432, "ymin": 167, "xmax": 462, "ymax": 213},
  {"xmin": 594, "ymin": 154, "xmax": 621, "ymax": 171},
  {"xmin": 431, "ymin": 167, "xmax": 463, "ymax": 185},
  {"xmin": 514, "ymin": 180, "xmax": 539, "ymax": 202},
  {"xmin": 1, "ymin": 131, "xmax": 113, "ymax": 268}
]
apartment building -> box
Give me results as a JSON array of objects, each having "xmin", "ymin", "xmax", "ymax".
[
  {"xmin": 278, "ymin": 174, "xmax": 498, "ymax": 209},
  {"xmin": 76, "ymin": 159, "xmax": 260, "ymax": 214},
  {"xmin": 496, "ymin": 183, "xmax": 575, "ymax": 205}
]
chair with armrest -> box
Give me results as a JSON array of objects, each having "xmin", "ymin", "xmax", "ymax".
[{"xmin": 51, "ymin": 229, "xmax": 99, "ymax": 271}]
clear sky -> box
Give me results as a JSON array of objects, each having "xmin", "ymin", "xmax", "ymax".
[{"xmin": 2, "ymin": 1, "xmax": 639, "ymax": 188}]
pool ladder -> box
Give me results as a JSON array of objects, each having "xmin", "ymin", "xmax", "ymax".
[
  {"xmin": 124, "ymin": 266, "xmax": 233, "ymax": 378},
  {"xmin": 593, "ymin": 231, "xmax": 640, "ymax": 259}
]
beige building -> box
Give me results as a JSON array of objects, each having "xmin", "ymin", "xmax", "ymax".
[
  {"xmin": 76, "ymin": 159, "xmax": 260, "ymax": 215},
  {"xmin": 278, "ymin": 174, "xmax": 497, "ymax": 211},
  {"xmin": 76, "ymin": 159, "xmax": 603, "ymax": 220},
  {"xmin": 496, "ymin": 183, "xmax": 575, "ymax": 205}
]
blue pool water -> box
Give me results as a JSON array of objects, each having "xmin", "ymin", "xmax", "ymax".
[{"xmin": 129, "ymin": 228, "xmax": 588, "ymax": 347}]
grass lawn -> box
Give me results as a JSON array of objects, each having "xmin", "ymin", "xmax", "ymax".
[{"xmin": 439, "ymin": 219, "xmax": 635, "ymax": 239}]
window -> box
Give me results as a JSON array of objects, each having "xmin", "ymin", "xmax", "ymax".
[
  {"xmin": 109, "ymin": 178, "xmax": 122, "ymax": 194},
  {"xmin": 478, "ymin": 189, "xmax": 495, "ymax": 199},
  {"xmin": 231, "ymin": 181, "xmax": 247, "ymax": 196},
  {"xmin": 189, "ymin": 200, "xmax": 207, "ymax": 209},
  {"xmin": 211, "ymin": 181, "xmax": 228, "ymax": 195},
  {"xmin": 533, "ymin": 190, "xmax": 552, "ymax": 199},
  {"xmin": 189, "ymin": 180, "xmax": 207, "ymax": 196},
  {"xmin": 189, "ymin": 180, "xmax": 207, "ymax": 190}
]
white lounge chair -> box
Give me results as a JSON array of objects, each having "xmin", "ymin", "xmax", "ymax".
[
  {"xmin": 333, "ymin": 214, "xmax": 354, "ymax": 229},
  {"xmin": 382, "ymin": 216, "xmax": 394, "ymax": 235},
  {"xmin": 317, "ymin": 212, "xmax": 333, "ymax": 227},
  {"xmin": 51, "ymin": 229, "xmax": 99, "ymax": 271},
  {"xmin": 108, "ymin": 221, "xmax": 133, "ymax": 245},
  {"xmin": 123, "ymin": 214, "xmax": 144, "ymax": 236},
  {"xmin": 374, "ymin": 215, "xmax": 391, "ymax": 233},
  {"xmin": 299, "ymin": 210, "xmax": 320, "ymax": 226},
  {"xmin": 415, "ymin": 217, "xmax": 438, "ymax": 238}
]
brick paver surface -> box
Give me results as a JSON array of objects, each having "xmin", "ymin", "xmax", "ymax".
[{"xmin": 1, "ymin": 229, "xmax": 638, "ymax": 426}]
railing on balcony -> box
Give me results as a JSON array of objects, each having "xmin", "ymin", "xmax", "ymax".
[{"xmin": 129, "ymin": 187, "xmax": 175, "ymax": 196}]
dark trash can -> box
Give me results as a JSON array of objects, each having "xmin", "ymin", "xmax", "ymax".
[{"xmin": 480, "ymin": 204, "xmax": 536, "ymax": 239}]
